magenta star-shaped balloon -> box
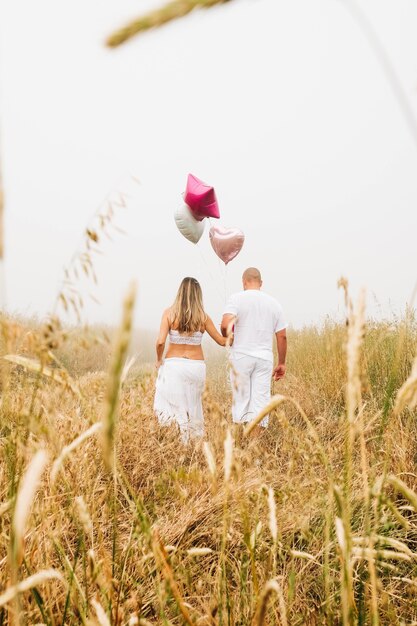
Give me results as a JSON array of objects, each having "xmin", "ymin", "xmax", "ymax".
[{"xmin": 184, "ymin": 173, "xmax": 220, "ymax": 221}]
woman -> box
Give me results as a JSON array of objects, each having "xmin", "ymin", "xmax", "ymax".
[{"xmin": 154, "ymin": 277, "xmax": 228, "ymax": 441}]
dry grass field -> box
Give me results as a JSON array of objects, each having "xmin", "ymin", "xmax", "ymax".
[{"xmin": 1, "ymin": 286, "xmax": 417, "ymax": 625}]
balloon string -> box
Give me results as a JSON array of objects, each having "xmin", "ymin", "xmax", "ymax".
[
  {"xmin": 217, "ymin": 256, "xmax": 229, "ymax": 303},
  {"xmin": 205, "ymin": 217, "xmax": 231, "ymax": 307},
  {"xmin": 206, "ymin": 216, "xmax": 230, "ymax": 304},
  {"xmin": 223, "ymin": 263, "xmax": 229, "ymax": 303},
  {"xmin": 196, "ymin": 242, "xmax": 225, "ymax": 303}
]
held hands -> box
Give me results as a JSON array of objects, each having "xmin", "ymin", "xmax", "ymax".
[{"xmin": 273, "ymin": 363, "xmax": 286, "ymax": 381}]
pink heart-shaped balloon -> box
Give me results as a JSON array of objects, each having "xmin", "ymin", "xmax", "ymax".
[
  {"xmin": 184, "ymin": 173, "xmax": 220, "ymax": 221},
  {"xmin": 209, "ymin": 225, "xmax": 245, "ymax": 265}
]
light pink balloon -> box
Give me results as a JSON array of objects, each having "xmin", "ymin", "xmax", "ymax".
[
  {"xmin": 209, "ymin": 225, "xmax": 245, "ymax": 265},
  {"xmin": 184, "ymin": 173, "xmax": 220, "ymax": 221}
]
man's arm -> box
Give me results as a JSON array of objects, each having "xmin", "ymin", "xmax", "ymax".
[
  {"xmin": 221, "ymin": 313, "xmax": 236, "ymax": 338},
  {"xmin": 273, "ymin": 329, "xmax": 287, "ymax": 380}
]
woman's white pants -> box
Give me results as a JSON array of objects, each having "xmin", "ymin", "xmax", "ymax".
[{"xmin": 154, "ymin": 357, "xmax": 206, "ymax": 441}]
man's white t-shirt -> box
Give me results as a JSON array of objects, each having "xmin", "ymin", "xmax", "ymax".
[{"xmin": 223, "ymin": 289, "xmax": 287, "ymax": 362}]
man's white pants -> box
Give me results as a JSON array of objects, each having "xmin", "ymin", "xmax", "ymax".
[{"xmin": 230, "ymin": 355, "xmax": 273, "ymax": 427}]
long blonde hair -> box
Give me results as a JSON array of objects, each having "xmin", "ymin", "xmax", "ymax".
[{"xmin": 169, "ymin": 277, "xmax": 207, "ymax": 333}]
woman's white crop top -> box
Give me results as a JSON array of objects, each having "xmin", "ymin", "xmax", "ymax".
[{"xmin": 169, "ymin": 329, "xmax": 203, "ymax": 345}]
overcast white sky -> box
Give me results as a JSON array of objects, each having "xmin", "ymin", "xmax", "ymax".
[{"xmin": 1, "ymin": 0, "xmax": 417, "ymax": 331}]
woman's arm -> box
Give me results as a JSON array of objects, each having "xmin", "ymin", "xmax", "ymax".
[
  {"xmin": 221, "ymin": 313, "xmax": 236, "ymax": 337},
  {"xmin": 155, "ymin": 309, "xmax": 170, "ymax": 367},
  {"xmin": 205, "ymin": 316, "xmax": 229, "ymax": 347}
]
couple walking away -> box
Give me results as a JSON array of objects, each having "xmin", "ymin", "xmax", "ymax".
[{"xmin": 153, "ymin": 267, "xmax": 287, "ymax": 441}]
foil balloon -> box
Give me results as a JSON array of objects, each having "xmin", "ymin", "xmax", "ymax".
[
  {"xmin": 209, "ymin": 225, "xmax": 245, "ymax": 265},
  {"xmin": 184, "ymin": 173, "xmax": 220, "ymax": 221},
  {"xmin": 174, "ymin": 204, "xmax": 205, "ymax": 244}
]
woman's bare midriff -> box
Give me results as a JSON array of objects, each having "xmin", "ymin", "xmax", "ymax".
[{"xmin": 165, "ymin": 343, "xmax": 204, "ymax": 361}]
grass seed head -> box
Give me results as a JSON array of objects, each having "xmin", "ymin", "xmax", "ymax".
[
  {"xmin": 0, "ymin": 569, "xmax": 63, "ymax": 607},
  {"xmin": 12, "ymin": 450, "xmax": 48, "ymax": 566},
  {"xmin": 223, "ymin": 429, "xmax": 234, "ymax": 483},
  {"xmin": 92, "ymin": 598, "xmax": 111, "ymax": 626},
  {"xmin": 203, "ymin": 441, "xmax": 216, "ymax": 478}
]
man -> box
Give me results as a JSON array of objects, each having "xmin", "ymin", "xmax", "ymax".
[{"xmin": 221, "ymin": 267, "xmax": 287, "ymax": 429}]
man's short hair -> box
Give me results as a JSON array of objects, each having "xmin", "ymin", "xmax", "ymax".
[{"xmin": 243, "ymin": 267, "xmax": 262, "ymax": 283}]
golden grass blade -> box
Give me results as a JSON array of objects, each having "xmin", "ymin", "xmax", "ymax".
[
  {"xmin": 244, "ymin": 395, "xmax": 286, "ymax": 436},
  {"xmin": 121, "ymin": 355, "xmax": 137, "ymax": 386},
  {"xmin": 74, "ymin": 496, "xmax": 93, "ymax": 539},
  {"xmin": 290, "ymin": 550, "xmax": 316, "ymax": 562},
  {"xmin": 106, "ymin": 0, "xmax": 231, "ymax": 47},
  {"xmin": 392, "ymin": 577, "xmax": 417, "ymax": 588},
  {"xmin": 186, "ymin": 547, "xmax": 213, "ymax": 556},
  {"xmin": 267, "ymin": 486, "xmax": 278, "ymax": 544},
  {"xmin": 152, "ymin": 532, "xmax": 196, "ymax": 626},
  {"xmin": 393, "ymin": 356, "xmax": 417, "ymax": 415},
  {"xmin": 223, "ymin": 429, "xmax": 233, "ymax": 483},
  {"xmin": 346, "ymin": 288, "xmax": 366, "ymax": 419},
  {"xmin": 335, "ymin": 517, "xmax": 346, "ymax": 553},
  {"xmin": 352, "ymin": 547, "xmax": 411, "ymax": 562},
  {"xmin": 52, "ymin": 537, "xmax": 86, "ymax": 605},
  {"xmin": 340, "ymin": 287, "xmax": 366, "ymax": 625},
  {"xmin": 0, "ymin": 499, "xmax": 11, "ymax": 516},
  {"xmin": 250, "ymin": 522, "xmax": 263, "ymax": 551},
  {"xmin": 3, "ymin": 354, "xmax": 80, "ymax": 396},
  {"xmin": 202, "ymin": 441, "xmax": 216, "ymax": 479},
  {"xmin": 252, "ymin": 578, "xmax": 288, "ymax": 626},
  {"xmin": 102, "ymin": 283, "xmax": 136, "ymax": 470},
  {"xmin": 335, "ymin": 514, "xmax": 355, "ymax": 625},
  {"xmin": 91, "ymin": 598, "xmax": 111, "ymax": 626},
  {"xmin": 0, "ymin": 569, "xmax": 63, "ymax": 607},
  {"xmin": 385, "ymin": 498, "xmax": 411, "ymax": 530},
  {"xmin": 50, "ymin": 422, "xmax": 102, "ymax": 483},
  {"xmin": 353, "ymin": 535, "xmax": 414, "ymax": 557},
  {"xmin": 11, "ymin": 450, "xmax": 48, "ymax": 566},
  {"xmin": 246, "ymin": 394, "xmax": 333, "ymax": 480},
  {"xmin": 386, "ymin": 475, "xmax": 417, "ymax": 512}
]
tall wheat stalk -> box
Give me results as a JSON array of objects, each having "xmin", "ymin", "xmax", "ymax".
[
  {"xmin": 9, "ymin": 450, "xmax": 49, "ymax": 625},
  {"xmin": 338, "ymin": 283, "xmax": 366, "ymax": 625},
  {"xmin": 102, "ymin": 282, "xmax": 136, "ymax": 470}
]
